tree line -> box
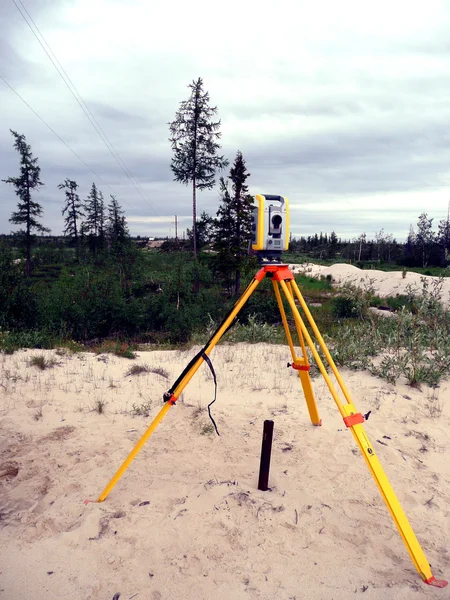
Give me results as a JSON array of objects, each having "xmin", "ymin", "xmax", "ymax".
[
  {"xmin": 2, "ymin": 130, "xmax": 131, "ymax": 276},
  {"xmin": 3, "ymin": 75, "xmax": 450, "ymax": 293},
  {"xmin": 287, "ymin": 211, "xmax": 450, "ymax": 268},
  {"xmin": 2, "ymin": 116, "xmax": 255, "ymax": 295}
]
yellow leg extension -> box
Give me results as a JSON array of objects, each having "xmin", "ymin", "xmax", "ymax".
[
  {"xmin": 272, "ymin": 279, "xmax": 321, "ymax": 426},
  {"xmin": 96, "ymin": 400, "xmax": 173, "ymax": 502},
  {"xmin": 278, "ymin": 276, "xmax": 445, "ymax": 586},
  {"xmin": 343, "ymin": 403, "xmax": 434, "ymax": 583}
]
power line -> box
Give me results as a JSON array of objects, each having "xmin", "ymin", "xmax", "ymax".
[
  {"xmin": 11, "ymin": 0, "xmax": 159, "ymax": 216},
  {"xmin": 0, "ymin": 73, "xmax": 131, "ymax": 207}
]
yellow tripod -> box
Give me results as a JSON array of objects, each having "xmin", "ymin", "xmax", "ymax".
[{"xmin": 89, "ymin": 263, "xmax": 447, "ymax": 588}]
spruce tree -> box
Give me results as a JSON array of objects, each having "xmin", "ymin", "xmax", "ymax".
[
  {"xmin": 169, "ymin": 77, "xmax": 228, "ymax": 260},
  {"xmin": 106, "ymin": 194, "xmax": 129, "ymax": 253},
  {"xmin": 214, "ymin": 178, "xmax": 235, "ymax": 291},
  {"xmin": 82, "ymin": 183, "xmax": 105, "ymax": 257},
  {"xmin": 437, "ymin": 202, "xmax": 450, "ymax": 265},
  {"xmin": 416, "ymin": 213, "xmax": 435, "ymax": 268},
  {"xmin": 59, "ymin": 178, "xmax": 83, "ymax": 262},
  {"xmin": 186, "ymin": 211, "xmax": 215, "ymax": 251},
  {"xmin": 98, "ymin": 190, "xmax": 106, "ymax": 250},
  {"xmin": 2, "ymin": 130, "xmax": 49, "ymax": 276},
  {"xmin": 214, "ymin": 151, "xmax": 254, "ymax": 294}
]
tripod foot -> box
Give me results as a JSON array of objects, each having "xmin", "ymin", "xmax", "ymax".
[
  {"xmin": 424, "ymin": 577, "xmax": 448, "ymax": 588},
  {"xmin": 313, "ymin": 419, "xmax": 323, "ymax": 426}
]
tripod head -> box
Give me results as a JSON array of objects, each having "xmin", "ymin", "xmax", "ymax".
[{"xmin": 251, "ymin": 194, "xmax": 289, "ymax": 263}]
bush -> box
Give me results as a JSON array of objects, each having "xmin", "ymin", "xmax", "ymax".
[
  {"xmin": 0, "ymin": 245, "xmax": 39, "ymax": 330},
  {"xmin": 331, "ymin": 297, "xmax": 358, "ymax": 319},
  {"xmin": 93, "ymin": 340, "xmax": 136, "ymax": 359},
  {"xmin": 386, "ymin": 294, "xmax": 416, "ymax": 313},
  {"xmin": 225, "ymin": 314, "xmax": 285, "ymax": 344},
  {"xmin": 0, "ymin": 329, "xmax": 56, "ymax": 354}
]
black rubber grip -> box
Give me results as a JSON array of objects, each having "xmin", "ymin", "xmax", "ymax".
[{"xmin": 262, "ymin": 195, "xmax": 283, "ymax": 202}]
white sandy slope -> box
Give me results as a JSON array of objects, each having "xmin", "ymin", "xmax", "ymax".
[
  {"xmin": 289, "ymin": 263, "xmax": 450, "ymax": 305},
  {"xmin": 0, "ymin": 344, "xmax": 449, "ymax": 600}
]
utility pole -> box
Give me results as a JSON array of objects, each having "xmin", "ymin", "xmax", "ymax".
[{"xmin": 175, "ymin": 215, "xmax": 178, "ymax": 241}]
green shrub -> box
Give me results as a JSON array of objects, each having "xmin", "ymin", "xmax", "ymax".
[
  {"xmin": 0, "ymin": 244, "xmax": 39, "ymax": 330},
  {"xmin": 93, "ymin": 340, "xmax": 136, "ymax": 359},
  {"xmin": 226, "ymin": 314, "xmax": 285, "ymax": 344},
  {"xmin": 331, "ymin": 297, "xmax": 358, "ymax": 319},
  {"xmin": 0, "ymin": 329, "xmax": 56, "ymax": 354},
  {"xmin": 386, "ymin": 294, "xmax": 416, "ymax": 313},
  {"xmin": 369, "ymin": 295, "xmax": 383, "ymax": 307}
]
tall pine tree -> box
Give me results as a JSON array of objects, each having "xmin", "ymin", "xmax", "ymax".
[
  {"xmin": 169, "ymin": 77, "xmax": 228, "ymax": 260},
  {"xmin": 2, "ymin": 130, "xmax": 49, "ymax": 276},
  {"xmin": 214, "ymin": 151, "xmax": 254, "ymax": 295},
  {"xmin": 59, "ymin": 178, "xmax": 83, "ymax": 262}
]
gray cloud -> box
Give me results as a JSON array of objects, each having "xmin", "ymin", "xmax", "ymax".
[{"xmin": 1, "ymin": 0, "xmax": 450, "ymax": 242}]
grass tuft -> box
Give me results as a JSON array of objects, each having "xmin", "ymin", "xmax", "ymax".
[
  {"xmin": 200, "ymin": 423, "xmax": 215, "ymax": 436},
  {"xmin": 93, "ymin": 398, "xmax": 107, "ymax": 414},
  {"xmin": 131, "ymin": 401, "xmax": 152, "ymax": 417},
  {"xmin": 149, "ymin": 367, "xmax": 169, "ymax": 379},
  {"xmin": 33, "ymin": 405, "xmax": 44, "ymax": 420},
  {"xmin": 125, "ymin": 364, "xmax": 150, "ymax": 376},
  {"xmin": 28, "ymin": 354, "xmax": 57, "ymax": 370}
]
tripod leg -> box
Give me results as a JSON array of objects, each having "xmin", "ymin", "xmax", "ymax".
[
  {"xmin": 272, "ymin": 279, "xmax": 321, "ymax": 426},
  {"xmin": 278, "ymin": 278, "xmax": 446, "ymax": 586},
  {"xmin": 92, "ymin": 272, "xmax": 264, "ymax": 503},
  {"xmin": 94, "ymin": 401, "xmax": 173, "ymax": 502}
]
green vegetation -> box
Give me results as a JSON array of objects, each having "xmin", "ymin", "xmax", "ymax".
[
  {"xmin": 1, "ymin": 126, "xmax": 449, "ymax": 390},
  {"xmin": 1, "ymin": 240, "xmax": 449, "ymax": 388},
  {"xmin": 93, "ymin": 341, "xmax": 136, "ymax": 359},
  {"xmin": 324, "ymin": 280, "xmax": 450, "ymax": 388}
]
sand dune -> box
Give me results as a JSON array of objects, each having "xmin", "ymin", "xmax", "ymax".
[
  {"xmin": 289, "ymin": 263, "xmax": 450, "ymax": 305},
  {"xmin": 1, "ymin": 342, "xmax": 448, "ymax": 599}
]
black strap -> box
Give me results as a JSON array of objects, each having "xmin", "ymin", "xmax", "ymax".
[
  {"xmin": 202, "ymin": 351, "xmax": 219, "ymax": 436},
  {"xmin": 163, "ymin": 276, "xmax": 257, "ymax": 402}
]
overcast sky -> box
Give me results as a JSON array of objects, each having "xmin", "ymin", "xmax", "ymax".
[{"xmin": 1, "ymin": 0, "xmax": 450, "ymax": 241}]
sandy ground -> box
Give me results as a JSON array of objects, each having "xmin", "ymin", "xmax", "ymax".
[
  {"xmin": 0, "ymin": 340, "xmax": 449, "ymax": 600},
  {"xmin": 289, "ymin": 263, "xmax": 450, "ymax": 305}
]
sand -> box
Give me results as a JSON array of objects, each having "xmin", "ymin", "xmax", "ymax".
[
  {"xmin": 289, "ymin": 263, "xmax": 450, "ymax": 306},
  {"xmin": 1, "ymin": 336, "xmax": 449, "ymax": 599}
]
